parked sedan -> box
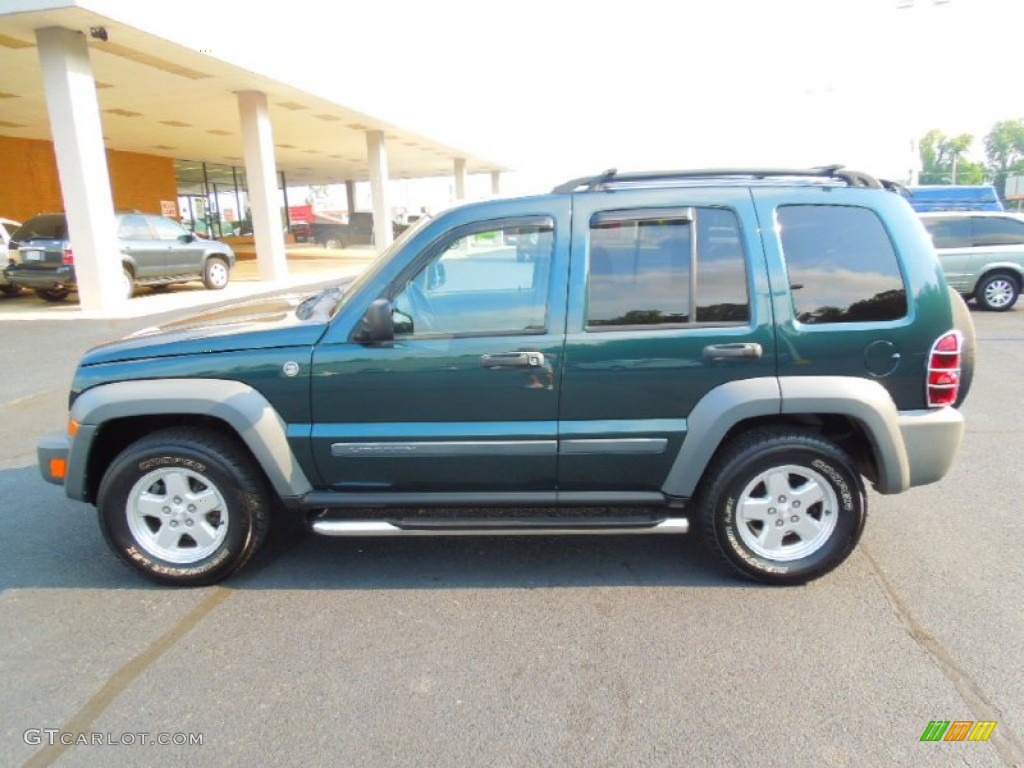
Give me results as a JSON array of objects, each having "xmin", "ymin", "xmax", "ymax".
[{"xmin": 5, "ymin": 212, "xmax": 235, "ymax": 301}]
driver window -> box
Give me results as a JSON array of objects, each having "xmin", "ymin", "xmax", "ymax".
[{"xmin": 393, "ymin": 219, "xmax": 554, "ymax": 336}]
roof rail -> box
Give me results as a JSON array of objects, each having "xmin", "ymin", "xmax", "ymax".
[{"xmin": 552, "ymin": 165, "xmax": 885, "ymax": 193}]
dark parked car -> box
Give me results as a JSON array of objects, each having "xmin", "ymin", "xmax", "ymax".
[
  {"xmin": 5, "ymin": 212, "xmax": 235, "ymax": 301},
  {"xmin": 1, "ymin": 216, "xmax": 21, "ymax": 295}
]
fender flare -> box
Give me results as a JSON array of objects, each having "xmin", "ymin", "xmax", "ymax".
[
  {"xmin": 68, "ymin": 378, "xmax": 312, "ymax": 501},
  {"xmin": 660, "ymin": 376, "xmax": 910, "ymax": 498}
]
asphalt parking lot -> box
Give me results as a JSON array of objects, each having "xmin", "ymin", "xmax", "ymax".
[{"xmin": 1, "ymin": 290, "xmax": 1022, "ymax": 767}]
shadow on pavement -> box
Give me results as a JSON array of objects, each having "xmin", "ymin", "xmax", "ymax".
[{"xmin": 1, "ymin": 464, "xmax": 751, "ymax": 592}]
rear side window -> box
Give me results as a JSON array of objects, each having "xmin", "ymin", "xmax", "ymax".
[
  {"xmin": 13, "ymin": 214, "xmax": 68, "ymax": 241},
  {"xmin": 922, "ymin": 217, "xmax": 970, "ymax": 249},
  {"xmin": 586, "ymin": 207, "xmax": 748, "ymax": 329},
  {"xmin": 778, "ymin": 205, "xmax": 906, "ymax": 325},
  {"xmin": 971, "ymin": 216, "xmax": 1024, "ymax": 246}
]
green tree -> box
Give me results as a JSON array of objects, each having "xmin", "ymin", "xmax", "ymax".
[
  {"xmin": 919, "ymin": 130, "xmax": 984, "ymax": 184},
  {"xmin": 983, "ymin": 119, "xmax": 1024, "ymax": 200}
]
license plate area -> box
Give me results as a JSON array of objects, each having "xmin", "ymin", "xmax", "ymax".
[{"xmin": 21, "ymin": 249, "xmax": 43, "ymax": 261}]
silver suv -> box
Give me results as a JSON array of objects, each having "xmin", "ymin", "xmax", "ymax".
[
  {"xmin": 920, "ymin": 211, "xmax": 1024, "ymax": 311},
  {"xmin": 5, "ymin": 212, "xmax": 235, "ymax": 302}
]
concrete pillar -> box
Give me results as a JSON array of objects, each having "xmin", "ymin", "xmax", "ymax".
[
  {"xmin": 237, "ymin": 90, "xmax": 288, "ymax": 281},
  {"xmin": 366, "ymin": 130, "xmax": 392, "ymax": 249},
  {"xmin": 490, "ymin": 170, "xmax": 501, "ymax": 196},
  {"xmin": 345, "ymin": 180, "xmax": 356, "ymax": 216},
  {"xmin": 35, "ymin": 27, "xmax": 123, "ymax": 312},
  {"xmin": 454, "ymin": 157, "xmax": 467, "ymax": 200}
]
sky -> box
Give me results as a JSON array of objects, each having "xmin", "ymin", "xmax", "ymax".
[{"xmin": 95, "ymin": 0, "xmax": 1022, "ymax": 197}]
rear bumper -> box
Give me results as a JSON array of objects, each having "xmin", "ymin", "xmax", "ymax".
[
  {"xmin": 38, "ymin": 431, "xmax": 69, "ymax": 486},
  {"xmin": 885, "ymin": 407, "xmax": 965, "ymax": 493},
  {"xmin": 6, "ymin": 265, "xmax": 77, "ymax": 290}
]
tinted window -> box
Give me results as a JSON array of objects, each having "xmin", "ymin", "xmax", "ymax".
[
  {"xmin": 971, "ymin": 216, "xmax": 1024, "ymax": 247},
  {"xmin": 392, "ymin": 219, "xmax": 553, "ymax": 336},
  {"xmin": 922, "ymin": 217, "xmax": 971, "ymax": 249},
  {"xmin": 586, "ymin": 207, "xmax": 748, "ymax": 329},
  {"xmin": 12, "ymin": 214, "xmax": 68, "ymax": 241},
  {"xmin": 150, "ymin": 216, "xmax": 188, "ymax": 241},
  {"xmin": 778, "ymin": 205, "xmax": 906, "ymax": 324},
  {"xmin": 117, "ymin": 215, "xmax": 153, "ymax": 240}
]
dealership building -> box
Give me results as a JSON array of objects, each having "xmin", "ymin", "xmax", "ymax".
[{"xmin": 0, "ymin": 1, "xmax": 505, "ymax": 310}]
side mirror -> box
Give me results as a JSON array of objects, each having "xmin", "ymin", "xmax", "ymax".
[
  {"xmin": 178, "ymin": 233, "xmax": 195, "ymax": 243},
  {"xmin": 356, "ymin": 298, "xmax": 394, "ymax": 342}
]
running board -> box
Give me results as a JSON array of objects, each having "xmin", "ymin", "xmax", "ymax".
[{"xmin": 311, "ymin": 517, "xmax": 690, "ymax": 537}]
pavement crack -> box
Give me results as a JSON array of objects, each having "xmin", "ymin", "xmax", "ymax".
[
  {"xmin": 861, "ymin": 544, "xmax": 1024, "ymax": 767},
  {"xmin": 23, "ymin": 587, "xmax": 231, "ymax": 768}
]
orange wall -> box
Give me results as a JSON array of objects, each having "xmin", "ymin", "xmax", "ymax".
[{"xmin": 0, "ymin": 136, "xmax": 178, "ymax": 223}]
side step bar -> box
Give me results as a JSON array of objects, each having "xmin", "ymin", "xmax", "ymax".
[{"xmin": 311, "ymin": 517, "xmax": 689, "ymax": 537}]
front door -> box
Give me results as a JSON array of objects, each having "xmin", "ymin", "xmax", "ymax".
[
  {"xmin": 557, "ymin": 187, "xmax": 775, "ymax": 492},
  {"xmin": 310, "ymin": 207, "xmax": 569, "ymax": 494}
]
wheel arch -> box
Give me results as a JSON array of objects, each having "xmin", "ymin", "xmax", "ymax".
[
  {"xmin": 68, "ymin": 379, "xmax": 312, "ymax": 504},
  {"xmin": 661, "ymin": 376, "xmax": 910, "ymax": 499}
]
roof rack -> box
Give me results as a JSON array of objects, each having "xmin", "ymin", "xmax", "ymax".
[{"xmin": 552, "ymin": 165, "xmax": 886, "ymax": 193}]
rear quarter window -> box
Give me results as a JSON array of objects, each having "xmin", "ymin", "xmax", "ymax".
[{"xmin": 777, "ymin": 205, "xmax": 907, "ymax": 325}]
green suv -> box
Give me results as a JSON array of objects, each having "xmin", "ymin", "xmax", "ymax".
[{"xmin": 37, "ymin": 167, "xmax": 974, "ymax": 586}]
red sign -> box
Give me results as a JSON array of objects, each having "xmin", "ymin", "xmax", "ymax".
[{"xmin": 289, "ymin": 205, "xmax": 314, "ymax": 224}]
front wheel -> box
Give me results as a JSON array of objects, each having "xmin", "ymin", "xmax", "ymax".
[
  {"xmin": 697, "ymin": 429, "xmax": 866, "ymax": 585},
  {"xmin": 202, "ymin": 256, "xmax": 230, "ymax": 290},
  {"xmin": 97, "ymin": 428, "xmax": 271, "ymax": 586}
]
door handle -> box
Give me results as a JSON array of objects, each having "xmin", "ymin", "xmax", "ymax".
[
  {"xmin": 480, "ymin": 352, "xmax": 546, "ymax": 369},
  {"xmin": 702, "ymin": 343, "xmax": 763, "ymax": 360}
]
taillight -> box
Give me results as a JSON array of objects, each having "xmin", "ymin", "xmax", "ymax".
[
  {"xmin": 927, "ymin": 331, "xmax": 962, "ymax": 407},
  {"xmin": 62, "ymin": 248, "xmax": 73, "ymax": 265}
]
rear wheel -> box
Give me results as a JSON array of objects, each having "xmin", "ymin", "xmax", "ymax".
[
  {"xmin": 97, "ymin": 428, "xmax": 271, "ymax": 586},
  {"xmin": 975, "ymin": 272, "xmax": 1019, "ymax": 311},
  {"xmin": 697, "ymin": 429, "xmax": 866, "ymax": 585},
  {"xmin": 0, "ymin": 284, "xmax": 20, "ymax": 296},
  {"xmin": 37, "ymin": 287, "xmax": 69, "ymax": 302},
  {"xmin": 202, "ymin": 256, "xmax": 230, "ymax": 290}
]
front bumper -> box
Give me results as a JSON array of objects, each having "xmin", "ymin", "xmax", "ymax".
[{"xmin": 38, "ymin": 431, "xmax": 70, "ymax": 486}]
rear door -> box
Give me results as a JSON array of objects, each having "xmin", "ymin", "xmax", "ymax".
[
  {"xmin": 117, "ymin": 214, "xmax": 164, "ymax": 277},
  {"xmin": 557, "ymin": 187, "xmax": 774, "ymax": 492},
  {"xmin": 309, "ymin": 203, "xmax": 570, "ymax": 494}
]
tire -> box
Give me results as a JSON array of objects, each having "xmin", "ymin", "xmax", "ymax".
[
  {"xmin": 37, "ymin": 287, "xmax": 69, "ymax": 302},
  {"xmin": 697, "ymin": 429, "xmax": 867, "ymax": 585},
  {"xmin": 202, "ymin": 256, "xmax": 230, "ymax": 290},
  {"xmin": 948, "ymin": 287, "xmax": 975, "ymax": 407},
  {"xmin": 974, "ymin": 272, "xmax": 1019, "ymax": 312},
  {"xmin": 122, "ymin": 267, "xmax": 135, "ymax": 299},
  {"xmin": 0, "ymin": 284, "xmax": 20, "ymax": 296},
  {"xmin": 97, "ymin": 428, "xmax": 271, "ymax": 586}
]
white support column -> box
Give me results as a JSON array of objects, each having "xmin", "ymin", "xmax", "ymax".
[
  {"xmin": 35, "ymin": 27, "xmax": 122, "ymax": 312},
  {"xmin": 345, "ymin": 180, "xmax": 356, "ymax": 216},
  {"xmin": 237, "ymin": 90, "xmax": 288, "ymax": 281},
  {"xmin": 454, "ymin": 158, "xmax": 467, "ymax": 200},
  {"xmin": 366, "ymin": 130, "xmax": 392, "ymax": 249},
  {"xmin": 490, "ymin": 171, "xmax": 501, "ymax": 196}
]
